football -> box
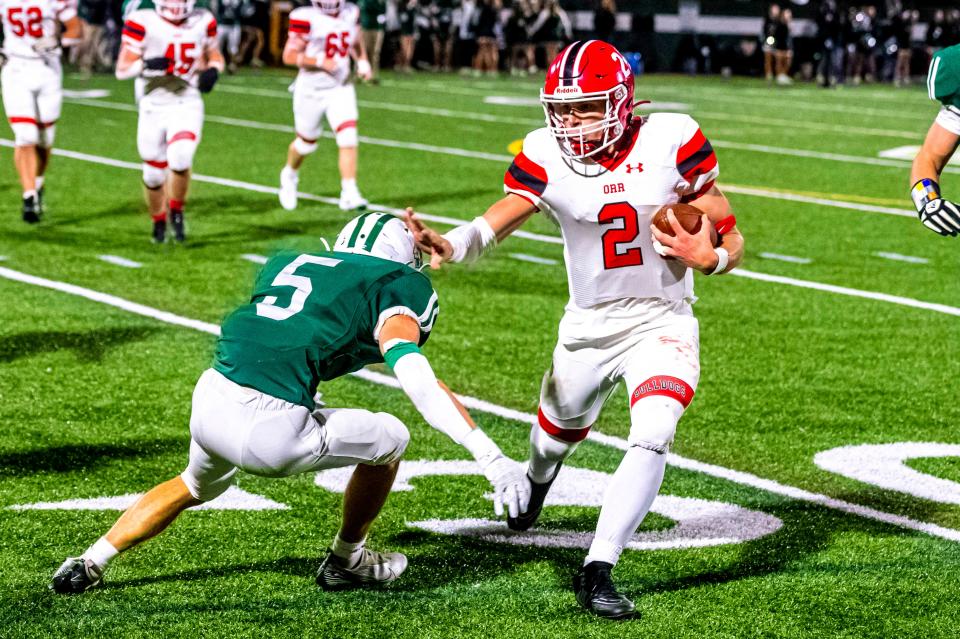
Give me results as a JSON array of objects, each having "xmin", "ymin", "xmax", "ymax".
[{"xmin": 652, "ymin": 203, "xmax": 718, "ymax": 246}]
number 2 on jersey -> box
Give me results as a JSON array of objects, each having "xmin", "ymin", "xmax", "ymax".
[
  {"xmin": 163, "ymin": 42, "xmax": 196, "ymax": 75},
  {"xmin": 256, "ymin": 255, "xmax": 342, "ymax": 321},
  {"xmin": 7, "ymin": 6, "xmax": 43, "ymax": 38},
  {"xmin": 599, "ymin": 202, "xmax": 643, "ymax": 269}
]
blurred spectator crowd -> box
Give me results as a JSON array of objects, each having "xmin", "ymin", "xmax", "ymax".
[{"xmin": 61, "ymin": 0, "xmax": 960, "ymax": 84}]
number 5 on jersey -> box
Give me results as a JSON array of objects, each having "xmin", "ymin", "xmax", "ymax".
[{"xmin": 256, "ymin": 255, "xmax": 342, "ymax": 321}]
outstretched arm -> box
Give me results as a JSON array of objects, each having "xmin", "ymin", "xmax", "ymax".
[
  {"xmin": 911, "ymin": 120, "xmax": 960, "ymax": 236},
  {"xmin": 378, "ymin": 315, "xmax": 530, "ymax": 517},
  {"xmin": 404, "ymin": 193, "xmax": 538, "ymax": 269}
]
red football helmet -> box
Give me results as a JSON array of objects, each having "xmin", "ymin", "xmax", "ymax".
[{"xmin": 541, "ymin": 40, "xmax": 635, "ymax": 160}]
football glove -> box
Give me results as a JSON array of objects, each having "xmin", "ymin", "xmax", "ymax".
[
  {"xmin": 142, "ymin": 56, "xmax": 172, "ymax": 77},
  {"xmin": 197, "ymin": 67, "xmax": 219, "ymax": 93},
  {"xmin": 918, "ymin": 198, "xmax": 960, "ymax": 237},
  {"xmin": 481, "ymin": 454, "xmax": 531, "ymax": 519},
  {"xmin": 32, "ymin": 36, "xmax": 60, "ymax": 54}
]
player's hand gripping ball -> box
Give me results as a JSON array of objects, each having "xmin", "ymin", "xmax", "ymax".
[{"xmin": 651, "ymin": 203, "xmax": 718, "ymax": 258}]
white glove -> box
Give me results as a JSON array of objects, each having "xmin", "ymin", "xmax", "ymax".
[
  {"xmin": 481, "ymin": 454, "xmax": 531, "ymax": 519},
  {"xmin": 356, "ymin": 58, "xmax": 372, "ymax": 80}
]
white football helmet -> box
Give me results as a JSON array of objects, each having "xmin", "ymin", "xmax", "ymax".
[
  {"xmin": 311, "ymin": 0, "xmax": 343, "ymax": 15},
  {"xmin": 334, "ymin": 213, "xmax": 422, "ymax": 269},
  {"xmin": 156, "ymin": 0, "xmax": 195, "ymax": 21}
]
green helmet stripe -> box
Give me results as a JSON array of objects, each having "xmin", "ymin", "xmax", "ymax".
[
  {"xmin": 363, "ymin": 214, "xmax": 394, "ymax": 251},
  {"xmin": 346, "ymin": 212, "xmax": 374, "ymax": 248}
]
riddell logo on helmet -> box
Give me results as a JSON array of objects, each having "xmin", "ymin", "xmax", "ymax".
[{"xmin": 552, "ymin": 86, "xmax": 583, "ymax": 95}]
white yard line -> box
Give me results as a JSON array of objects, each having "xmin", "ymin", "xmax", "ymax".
[
  {"xmin": 65, "ymin": 98, "xmax": 958, "ymax": 179},
  {"xmin": 97, "ymin": 255, "xmax": 143, "ymax": 268},
  {"xmin": 2, "ymin": 139, "xmax": 953, "ymax": 315},
  {"xmin": 758, "ymin": 252, "xmax": 813, "ymax": 264},
  {"xmin": 508, "ymin": 253, "xmax": 559, "ymax": 265},
  {"xmin": 0, "ymin": 264, "xmax": 957, "ymax": 542},
  {"xmin": 874, "ymin": 252, "xmax": 929, "ymax": 264},
  {"xmin": 240, "ymin": 253, "xmax": 269, "ymax": 265}
]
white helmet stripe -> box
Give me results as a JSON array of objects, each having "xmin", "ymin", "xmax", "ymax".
[{"xmin": 571, "ymin": 40, "xmax": 596, "ymax": 89}]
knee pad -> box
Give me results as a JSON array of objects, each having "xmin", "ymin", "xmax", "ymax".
[
  {"xmin": 142, "ymin": 161, "xmax": 167, "ymax": 189},
  {"xmin": 335, "ymin": 125, "xmax": 357, "ymax": 148},
  {"xmin": 11, "ymin": 122, "xmax": 39, "ymax": 146},
  {"xmin": 627, "ymin": 396, "xmax": 686, "ymax": 454},
  {"xmin": 180, "ymin": 440, "xmax": 238, "ymax": 501},
  {"xmin": 293, "ymin": 135, "xmax": 318, "ymax": 156},
  {"xmin": 166, "ymin": 135, "xmax": 198, "ymax": 172},
  {"xmin": 324, "ymin": 409, "xmax": 409, "ymax": 466},
  {"xmin": 38, "ymin": 123, "xmax": 55, "ymax": 148}
]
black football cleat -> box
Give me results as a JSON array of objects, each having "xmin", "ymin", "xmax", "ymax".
[
  {"xmin": 573, "ymin": 561, "xmax": 636, "ymax": 620},
  {"xmin": 170, "ymin": 210, "xmax": 185, "ymax": 243},
  {"xmin": 507, "ymin": 462, "xmax": 561, "ymax": 531},
  {"xmin": 152, "ymin": 219, "xmax": 167, "ymax": 244},
  {"xmin": 22, "ymin": 194, "xmax": 40, "ymax": 224},
  {"xmin": 50, "ymin": 557, "xmax": 104, "ymax": 594}
]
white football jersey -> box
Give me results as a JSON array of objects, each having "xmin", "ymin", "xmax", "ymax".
[
  {"xmin": 0, "ymin": 0, "xmax": 76, "ymax": 60},
  {"xmin": 287, "ymin": 3, "xmax": 360, "ymax": 90},
  {"xmin": 505, "ymin": 114, "xmax": 720, "ymax": 309},
  {"xmin": 122, "ymin": 8, "xmax": 218, "ymax": 100}
]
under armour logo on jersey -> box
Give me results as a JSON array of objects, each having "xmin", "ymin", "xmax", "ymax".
[{"xmin": 624, "ymin": 163, "xmax": 644, "ymax": 173}]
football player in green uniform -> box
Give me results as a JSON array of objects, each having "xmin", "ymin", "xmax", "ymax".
[
  {"xmin": 51, "ymin": 212, "xmax": 530, "ymax": 594},
  {"xmin": 912, "ymin": 43, "xmax": 960, "ymax": 237}
]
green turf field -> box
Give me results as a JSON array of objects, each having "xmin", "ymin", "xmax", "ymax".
[{"xmin": 1, "ymin": 69, "xmax": 959, "ymax": 638}]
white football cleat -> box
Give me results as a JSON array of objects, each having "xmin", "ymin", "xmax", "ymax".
[
  {"xmin": 316, "ymin": 547, "xmax": 407, "ymax": 590},
  {"xmin": 279, "ymin": 167, "xmax": 298, "ymax": 211},
  {"xmin": 338, "ymin": 189, "xmax": 368, "ymax": 212}
]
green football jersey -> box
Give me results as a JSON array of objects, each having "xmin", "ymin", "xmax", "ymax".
[
  {"xmin": 214, "ymin": 251, "xmax": 439, "ymax": 409},
  {"xmin": 929, "ymin": 43, "xmax": 960, "ymax": 110}
]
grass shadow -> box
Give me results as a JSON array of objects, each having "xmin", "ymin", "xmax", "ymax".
[{"xmin": 0, "ymin": 327, "xmax": 157, "ymax": 363}]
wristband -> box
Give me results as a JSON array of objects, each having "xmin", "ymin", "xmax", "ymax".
[
  {"xmin": 709, "ymin": 247, "xmax": 729, "ymax": 275},
  {"xmin": 444, "ymin": 216, "xmax": 497, "ymax": 263},
  {"xmin": 383, "ymin": 339, "xmax": 420, "ymax": 369},
  {"xmin": 462, "ymin": 428, "xmax": 501, "ymax": 466},
  {"xmin": 912, "ymin": 178, "xmax": 941, "ymax": 212}
]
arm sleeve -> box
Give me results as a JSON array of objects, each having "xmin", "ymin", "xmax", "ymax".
[
  {"xmin": 288, "ymin": 9, "xmax": 312, "ymax": 39},
  {"xmin": 503, "ymin": 136, "xmax": 547, "ymax": 209},
  {"xmin": 676, "ymin": 117, "xmax": 720, "ymax": 203},
  {"xmin": 371, "ymin": 272, "xmax": 439, "ymax": 343},
  {"xmin": 206, "ymin": 15, "xmax": 218, "ymax": 44},
  {"xmin": 390, "ymin": 351, "xmax": 475, "ymax": 446}
]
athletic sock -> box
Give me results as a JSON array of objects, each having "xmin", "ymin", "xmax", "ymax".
[
  {"xmin": 168, "ymin": 199, "xmax": 184, "ymax": 214},
  {"xmin": 82, "ymin": 537, "xmax": 119, "ymax": 571},
  {"xmin": 23, "ymin": 189, "xmax": 37, "ymax": 201},
  {"xmin": 330, "ymin": 534, "xmax": 365, "ymax": 566},
  {"xmin": 528, "ymin": 421, "xmax": 578, "ymax": 484},
  {"xmin": 585, "ymin": 446, "xmax": 667, "ymax": 566},
  {"xmin": 35, "ymin": 176, "xmax": 44, "ymax": 190},
  {"xmin": 152, "ymin": 211, "xmax": 167, "ymax": 222},
  {"xmin": 282, "ymin": 165, "xmax": 298, "ymax": 180},
  {"xmin": 340, "ymin": 178, "xmax": 358, "ymax": 192}
]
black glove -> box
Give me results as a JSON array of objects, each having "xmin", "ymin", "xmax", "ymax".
[
  {"xmin": 197, "ymin": 67, "xmax": 219, "ymax": 93},
  {"xmin": 142, "ymin": 56, "xmax": 172, "ymax": 77},
  {"xmin": 918, "ymin": 198, "xmax": 960, "ymax": 237}
]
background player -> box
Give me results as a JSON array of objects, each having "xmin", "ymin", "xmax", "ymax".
[
  {"xmin": 912, "ymin": 42, "xmax": 960, "ymax": 237},
  {"xmin": 278, "ymin": 0, "xmax": 372, "ymax": 213},
  {"xmin": 51, "ymin": 212, "xmax": 529, "ymax": 595},
  {"xmin": 0, "ymin": 0, "xmax": 80, "ymax": 223},
  {"xmin": 406, "ymin": 40, "xmax": 744, "ymax": 620},
  {"xmin": 116, "ymin": 0, "xmax": 224, "ymax": 243}
]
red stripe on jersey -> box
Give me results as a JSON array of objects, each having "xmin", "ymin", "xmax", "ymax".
[
  {"xmin": 289, "ymin": 19, "xmax": 310, "ymax": 34},
  {"xmin": 679, "ymin": 179, "xmax": 715, "ymax": 204},
  {"xmin": 122, "ymin": 21, "xmax": 146, "ymax": 40},
  {"xmin": 629, "ymin": 375, "xmax": 695, "ymax": 409},
  {"xmin": 677, "ymin": 129, "xmax": 706, "ymax": 166},
  {"xmin": 145, "ymin": 160, "xmax": 168, "ymax": 169},
  {"xmin": 537, "ymin": 408, "xmax": 591, "ymax": 443},
  {"xmin": 682, "ymin": 152, "xmax": 718, "ymax": 183},
  {"xmin": 513, "ymin": 152, "xmax": 547, "ymax": 184},
  {"xmin": 207, "ymin": 18, "xmax": 217, "ymax": 38},
  {"xmin": 168, "ymin": 131, "xmax": 198, "ymax": 144},
  {"xmin": 335, "ymin": 120, "xmax": 357, "ymax": 133},
  {"xmin": 9, "ymin": 116, "xmax": 38, "ymax": 125}
]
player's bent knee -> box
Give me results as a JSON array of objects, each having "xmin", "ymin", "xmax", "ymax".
[
  {"xmin": 179, "ymin": 466, "xmax": 237, "ymax": 502},
  {"xmin": 142, "ymin": 162, "xmax": 167, "ymax": 189},
  {"xmin": 325, "ymin": 409, "xmax": 409, "ymax": 465},
  {"xmin": 293, "ymin": 136, "xmax": 318, "ymax": 156},
  {"xmin": 627, "ymin": 396, "xmax": 685, "ymax": 454},
  {"xmin": 12, "ymin": 124, "xmax": 39, "ymax": 147},
  {"xmin": 335, "ymin": 128, "xmax": 358, "ymax": 148},
  {"xmin": 166, "ymin": 142, "xmax": 198, "ymax": 172}
]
